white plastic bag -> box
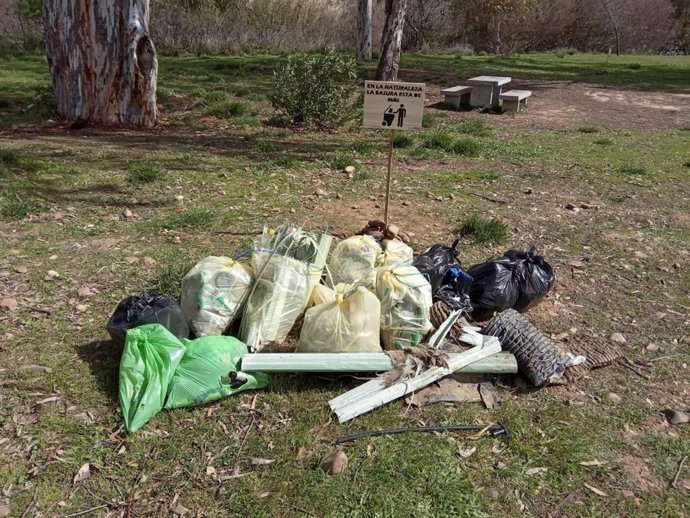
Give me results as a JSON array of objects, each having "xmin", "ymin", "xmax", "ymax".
[
  {"xmin": 309, "ymin": 284, "xmax": 336, "ymax": 307},
  {"xmin": 297, "ymin": 284, "xmax": 382, "ymax": 353},
  {"xmin": 377, "ymin": 239, "xmax": 414, "ymax": 267},
  {"xmin": 328, "ymin": 235, "xmax": 381, "ymax": 286},
  {"xmin": 377, "ymin": 266, "xmax": 433, "ymax": 350},
  {"xmin": 181, "ymin": 256, "xmax": 253, "ymax": 337},
  {"xmin": 240, "ymin": 253, "xmax": 311, "ymax": 350}
]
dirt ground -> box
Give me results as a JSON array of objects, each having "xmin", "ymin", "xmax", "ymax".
[{"xmin": 426, "ymin": 81, "xmax": 690, "ymax": 130}]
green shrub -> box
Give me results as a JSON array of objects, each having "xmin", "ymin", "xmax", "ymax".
[
  {"xmin": 422, "ymin": 113, "xmax": 439, "ymax": 128},
  {"xmin": 618, "ymin": 164, "xmax": 647, "ymax": 176},
  {"xmin": 476, "ymin": 170, "xmax": 501, "ymax": 180},
  {"xmin": 458, "ymin": 119, "xmax": 490, "ymax": 137},
  {"xmin": 578, "ymin": 126, "xmax": 599, "ymax": 134},
  {"xmin": 204, "ymin": 100, "xmax": 251, "ymax": 117},
  {"xmin": 423, "ymin": 131, "xmax": 454, "ymax": 151},
  {"xmin": 452, "ymin": 137, "xmax": 480, "ymax": 157},
  {"xmin": 166, "ymin": 209, "xmax": 216, "ymax": 229},
  {"xmin": 255, "ymin": 140, "xmax": 279, "ymax": 153},
  {"xmin": 274, "ymin": 156, "xmax": 296, "ymax": 167},
  {"xmin": 350, "ymin": 140, "xmax": 375, "ymax": 155},
  {"xmin": 457, "ymin": 215, "xmax": 507, "ymax": 244},
  {"xmin": 128, "ymin": 164, "xmax": 163, "ymax": 184},
  {"xmin": 269, "ymin": 49, "xmax": 358, "ymax": 128},
  {"xmin": 0, "ymin": 194, "xmax": 36, "ymax": 221},
  {"xmin": 392, "ymin": 134, "xmax": 415, "ymax": 148},
  {"xmin": 594, "ymin": 137, "xmax": 613, "ymax": 146}
]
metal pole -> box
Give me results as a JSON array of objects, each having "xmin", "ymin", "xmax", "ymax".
[{"xmin": 384, "ymin": 131, "xmax": 394, "ymax": 225}]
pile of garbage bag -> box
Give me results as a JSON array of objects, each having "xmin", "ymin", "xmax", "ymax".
[{"xmin": 106, "ymin": 222, "xmax": 557, "ymax": 433}]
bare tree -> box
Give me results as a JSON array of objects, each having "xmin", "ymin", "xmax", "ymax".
[
  {"xmin": 42, "ymin": 0, "xmax": 158, "ymax": 127},
  {"xmin": 376, "ymin": 0, "xmax": 408, "ymax": 81},
  {"xmin": 600, "ymin": 0, "xmax": 620, "ymax": 55},
  {"xmin": 357, "ymin": 0, "xmax": 373, "ymax": 59}
]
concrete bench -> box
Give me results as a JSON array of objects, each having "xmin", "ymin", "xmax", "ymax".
[
  {"xmin": 441, "ymin": 85, "xmax": 472, "ymax": 109},
  {"xmin": 499, "ymin": 90, "xmax": 532, "ymax": 112}
]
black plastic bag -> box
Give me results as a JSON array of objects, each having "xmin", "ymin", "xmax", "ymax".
[
  {"xmin": 413, "ymin": 239, "xmax": 463, "ymax": 293},
  {"xmin": 106, "ymin": 292, "xmax": 190, "ymax": 346},
  {"xmin": 413, "ymin": 240, "xmax": 473, "ymax": 311},
  {"xmin": 466, "ymin": 247, "xmax": 554, "ymax": 320}
]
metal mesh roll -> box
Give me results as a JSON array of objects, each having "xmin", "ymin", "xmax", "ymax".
[{"xmin": 484, "ymin": 309, "xmax": 569, "ymax": 386}]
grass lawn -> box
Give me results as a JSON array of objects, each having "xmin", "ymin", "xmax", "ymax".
[{"xmin": 0, "ymin": 51, "xmax": 689, "ymax": 517}]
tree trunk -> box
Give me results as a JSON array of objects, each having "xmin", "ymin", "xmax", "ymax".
[
  {"xmin": 42, "ymin": 0, "xmax": 158, "ymax": 126},
  {"xmin": 600, "ymin": 0, "xmax": 620, "ymax": 56},
  {"xmin": 375, "ymin": 0, "xmax": 407, "ymax": 81},
  {"xmin": 356, "ymin": 0, "xmax": 372, "ymax": 60}
]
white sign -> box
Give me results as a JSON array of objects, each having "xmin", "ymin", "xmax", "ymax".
[{"xmin": 363, "ymin": 81, "xmax": 425, "ymax": 130}]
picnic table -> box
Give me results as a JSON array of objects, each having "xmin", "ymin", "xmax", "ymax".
[{"xmin": 467, "ymin": 76, "xmax": 511, "ymax": 108}]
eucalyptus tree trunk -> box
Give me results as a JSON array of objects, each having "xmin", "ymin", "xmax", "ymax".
[
  {"xmin": 42, "ymin": 0, "xmax": 158, "ymax": 126},
  {"xmin": 375, "ymin": 0, "xmax": 407, "ymax": 81},
  {"xmin": 356, "ymin": 0, "xmax": 372, "ymax": 60}
]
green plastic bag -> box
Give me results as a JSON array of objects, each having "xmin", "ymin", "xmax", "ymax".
[
  {"xmin": 165, "ymin": 336, "xmax": 269, "ymax": 409},
  {"xmin": 119, "ymin": 324, "xmax": 186, "ymax": 433}
]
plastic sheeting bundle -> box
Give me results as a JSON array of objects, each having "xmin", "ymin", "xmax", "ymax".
[
  {"xmin": 297, "ymin": 283, "xmax": 382, "ymax": 353},
  {"xmin": 376, "ymin": 266, "xmax": 433, "ymax": 350},
  {"xmin": 328, "ymin": 235, "xmax": 381, "ymax": 286},
  {"xmin": 181, "ymin": 256, "xmax": 253, "ymax": 337}
]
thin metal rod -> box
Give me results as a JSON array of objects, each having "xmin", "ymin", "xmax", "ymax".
[{"xmin": 384, "ymin": 131, "xmax": 394, "ymax": 225}]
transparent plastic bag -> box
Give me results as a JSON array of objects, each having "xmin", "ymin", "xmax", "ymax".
[
  {"xmin": 328, "ymin": 235, "xmax": 381, "ymax": 286},
  {"xmin": 377, "ymin": 266, "xmax": 433, "ymax": 350},
  {"xmin": 181, "ymin": 256, "xmax": 253, "ymax": 337},
  {"xmin": 165, "ymin": 335, "xmax": 269, "ymax": 409},
  {"xmin": 240, "ymin": 253, "xmax": 311, "ymax": 349},
  {"xmin": 297, "ymin": 284, "xmax": 382, "ymax": 353},
  {"xmin": 309, "ymin": 284, "xmax": 336, "ymax": 307},
  {"xmin": 240, "ymin": 225, "xmax": 332, "ymax": 350},
  {"xmin": 377, "ymin": 239, "xmax": 414, "ymax": 267}
]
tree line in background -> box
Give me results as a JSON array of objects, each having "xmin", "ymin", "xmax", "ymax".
[{"xmin": 2, "ymin": 0, "xmax": 689, "ymax": 56}]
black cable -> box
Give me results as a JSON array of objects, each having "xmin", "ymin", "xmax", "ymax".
[{"xmin": 335, "ymin": 422, "xmax": 508, "ymax": 444}]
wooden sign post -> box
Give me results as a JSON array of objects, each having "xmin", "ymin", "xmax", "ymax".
[{"xmin": 363, "ymin": 81, "xmax": 425, "ymax": 225}]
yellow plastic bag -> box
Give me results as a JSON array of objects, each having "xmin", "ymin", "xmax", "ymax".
[
  {"xmin": 377, "ymin": 239, "xmax": 414, "ymax": 267},
  {"xmin": 297, "ymin": 284, "xmax": 382, "ymax": 353},
  {"xmin": 181, "ymin": 256, "xmax": 253, "ymax": 337},
  {"xmin": 328, "ymin": 235, "xmax": 381, "ymax": 286},
  {"xmin": 377, "ymin": 266, "xmax": 433, "ymax": 350}
]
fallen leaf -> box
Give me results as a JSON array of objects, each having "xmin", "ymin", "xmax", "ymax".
[
  {"xmin": 205, "ymin": 465, "xmax": 216, "ymax": 475},
  {"xmin": 75, "ymin": 304, "xmax": 88, "ymax": 313},
  {"xmin": 250, "ymin": 458, "xmax": 276, "ymax": 466},
  {"xmin": 258, "ymin": 492, "xmax": 271, "ymax": 498},
  {"xmin": 580, "ymin": 460, "xmax": 608, "ymax": 466},
  {"xmin": 73, "ymin": 463, "xmax": 91, "ymax": 484},
  {"xmin": 584, "ymin": 483, "xmax": 607, "ymax": 496},
  {"xmin": 125, "ymin": 256, "xmax": 139, "ymax": 264},
  {"xmin": 525, "ymin": 467, "xmax": 548, "ymax": 476},
  {"xmin": 267, "ymin": 441, "xmax": 274, "ymax": 452},
  {"xmin": 123, "ymin": 208, "xmax": 134, "ymax": 218},
  {"xmin": 13, "ymin": 265, "xmax": 28, "ymax": 274},
  {"xmin": 458, "ymin": 446, "xmax": 476, "ymax": 458},
  {"xmin": 45, "ymin": 270, "xmax": 60, "ymax": 280},
  {"xmin": 142, "ymin": 256, "xmax": 156, "ymax": 266},
  {"xmin": 77, "ymin": 286, "xmax": 91, "ymax": 297},
  {"xmin": 295, "ymin": 447, "xmax": 307, "ymax": 461},
  {"xmin": 172, "ymin": 503, "xmax": 189, "ymax": 515},
  {"xmin": 320, "ymin": 450, "xmax": 347, "ymax": 475},
  {"xmin": 366, "ymin": 443, "xmax": 375, "ymax": 459}
]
